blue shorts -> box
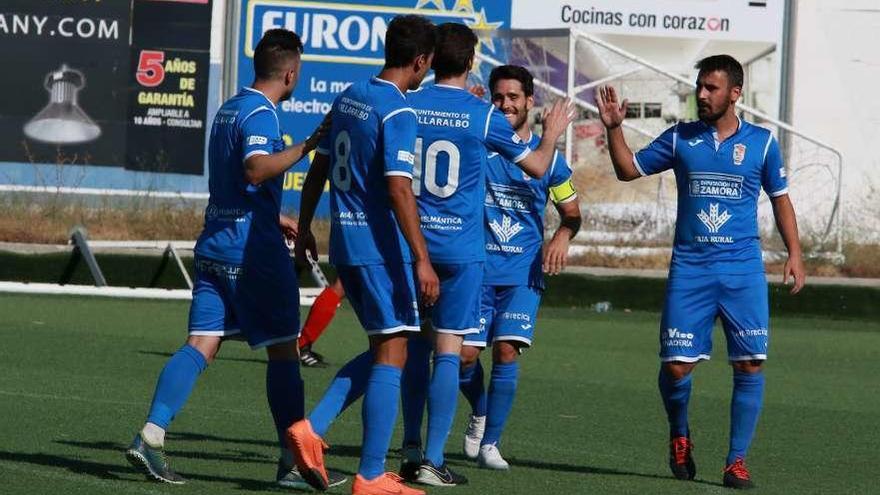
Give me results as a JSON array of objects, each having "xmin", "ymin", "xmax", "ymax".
[
  {"xmin": 337, "ymin": 263, "xmax": 419, "ymax": 335},
  {"xmin": 660, "ymin": 272, "xmax": 769, "ymax": 363},
  {"xmin": 422, "ymin": 262, "xmax": 483, "ymax": 335},
  {"xmin": 463, "ymin": 285, "xmax": 542, "ymax": 348},
  {"xmin": 188, "ymin": 255, "xmax": 300, "ymax": 349}
]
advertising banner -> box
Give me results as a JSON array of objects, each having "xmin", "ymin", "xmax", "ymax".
[
  {"xmin": 0, "ymin": 0, "xmax": 212, "ymax": 178},
  {"xmin": 235, "ymin": 0, "xmax": 512, "ymax": 215},
  {"xmin": 0, "ymin": 1, "xmax": 132, "ymax": 167},
  {"xmin": 127, "ymin": 0, "xmax": 212, "ymax": 174},
  {"xmin": 511, "ymin": 0, "xmax": 784, "ymax": 43}
]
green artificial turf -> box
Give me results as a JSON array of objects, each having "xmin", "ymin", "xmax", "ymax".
[{"xmin": 0, "ymin": 294, "xmax": 877, "ymax": 494}]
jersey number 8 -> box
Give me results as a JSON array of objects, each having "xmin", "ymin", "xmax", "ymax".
[
  {"xmin": 412, "ymin": 137, "xmax": 460, "ymax": 198},
  {"xmin": 331, "ymin": 130, "xmax": 352, "ymax": 191}
]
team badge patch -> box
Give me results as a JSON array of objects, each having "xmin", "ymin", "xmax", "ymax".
[{"xmin": 733, "ymin": 143, "xmax": 746, "ymax": 165}]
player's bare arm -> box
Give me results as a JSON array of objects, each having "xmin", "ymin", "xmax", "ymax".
[
  {"xmin": 387, "ymin": 175, "xmax": 440, "ymax": 306},
  {"xmin": 771, "ymin": 194, "xmax": 806, "ymax": 294},
  {"xmin": 244, "ymin": 113, "xmax": 331, "ymax": 185},
  {"xmin": 543, "ymin": 199, "xmax": 582, "ymax": 276},
  {"xmin": 293, "ymin": 151, "xmax": 330, "ymax": 266},
  {"xmin": 517, "ymin": 98, "xmax": 575, "ymax": 179},
  {"xmin": 596, "ymin": 85, "xmax": 640, "ymax": 182}
]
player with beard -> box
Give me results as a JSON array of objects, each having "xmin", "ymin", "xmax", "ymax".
[{"xmin": 596, "ymin": 54, "xmax": 805, "ymax": 489}]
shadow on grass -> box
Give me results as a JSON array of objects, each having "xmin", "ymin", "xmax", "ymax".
[
  {"xmin": 138, "ymin": 350, "xmax": 266, "ymax": 365},
  {"xmin": 56, "ymin": 440, "xmax": 274, "ymax": 465},
  {"xmin": 52, "ymin": 437, "xmax": 358, "ymax": 477},
  {"xmin": 443, "ymin": 452, "xmax": 725, "ymax": 488},
  {"xmin": 0, "ymin": 450, "xmax": 287, "ymax": 491},
  {"xmin": 19, "ymin": 434, "xmax": 723, "ymax": 490}
]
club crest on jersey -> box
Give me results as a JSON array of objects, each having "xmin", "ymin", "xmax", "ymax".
[{"xmin": 733, "ymin": 143, "xmax": 746, "ymax": 165}]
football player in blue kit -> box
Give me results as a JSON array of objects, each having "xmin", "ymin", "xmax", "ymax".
[
  {"xmin": 287, "ymin": 15, "xmax": 439, "ymax": 495},
  {"xmin": 596, "ymin": 54, "xmax": 806, "ymax": 489},
  {"xmin": 456, "ymin": 65, "xmax": 583, "ymax": 471},
  {"xmin": 124, "ymin": 29, "xmax": 329, "ymax": 488},
  {"xmin": 399, "ymin": 25, "xmax": 574, "ymax": 486}
]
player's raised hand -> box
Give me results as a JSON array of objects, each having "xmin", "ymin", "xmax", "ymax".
[
  {"xmin": 783, "ymin": 252, "xmax": 806, "ymax": 294},
  {"xmin": 415, "ymin": 259, "xmax": 440, "ymax": 307},
  {"xmin": 541, "ymin": 98, "xmax": 576, "ymax": 142},
  {"xmin": 304, "ymin": 112, "xmax": 332, "ymax": 152},
  {"xmin": 596, "ymin": 85, "xmax": 627, "ymax": 129}
]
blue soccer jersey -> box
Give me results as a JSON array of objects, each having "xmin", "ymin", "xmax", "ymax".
[
  {"xmin": 634, "ymin": 118, "xmax": 788, "ymax": 274},
  {"xmin": 195, "ymin": 87, "xmax": 287, "ymax": 265},
  {"xmin": 406, "ymin": 84, "xmax": 533, "ymax": 264},
  {"xmin": 483, "ymin": 132, "xmax": 575, "ymax": 288},
  {"xmin": 317, "ymin": 77, "xmax": 419, "ymax": 266}
]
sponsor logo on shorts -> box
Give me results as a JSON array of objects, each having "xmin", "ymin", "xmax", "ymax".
[
  {"xmin": 521, "ymin": 324, "xmax": 532, "ymax": 330},
  {"xmin": 501, "ymin": 311, "xmax": 531, "ymax": 322},
  {"xmin": 247, "ymin": 135, "xmax": 268, "ymax": 145},
  {"xmin": 663, "ymin": 327, "xmax": 694, "ymax": 348},
  {"xmin": 734, "ymin": 328, "xmax": 768, "ymax": 338}
]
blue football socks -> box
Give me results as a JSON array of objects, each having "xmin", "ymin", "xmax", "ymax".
[
  {"xmin": 358, "ymin": 364, "xmax": 402, "ymax": 480},
  {"xmin": 728, "ymin": 370, "xmax": 765, "ymax": 464},
  {"xmin": 309, "ymin": 350, "xmax": 372, "ymax": 437},
  {"xmin": 266, "ymin": 359, "xmax": 305, "ymax": 453},
  {"xmin": 424, "ymin": 353, "xmax": 461, "ymax": 466},
  {"xmin": 401, "ymin": 337, "xmax": 431, "ymax": 447},
  {"xmin": 481, "ymin": 361, "xmax": 519, "ymax": 446},
  {"xmin": 658, "ymin": 369, "xmax": 692, "ymax": 438},
  {"xmin": 146, "ymin": 344, "xmax": 208, "ymax": 429},
  {"xmin": 459, "ymin": 358, "xmax": 487, "ymax": 416}
]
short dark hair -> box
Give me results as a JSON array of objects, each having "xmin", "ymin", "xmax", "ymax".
[
  {"xmin": 384, "ymin": 15, "xmax": 436, "ymax": 69},
  {"xmin": 695, "ymin": 54, "xmax": 743, "ymax": 88},
  {"xmin": 254, "ymin": 29, "xmax": 304, "ymax": 80},
  {"xmin": 489, "ymin": 65, "xmax": 534, "ymax": 97},
  {"xmin": 432, "ymin": 23, "xmax": 478, "ymax": 79}
]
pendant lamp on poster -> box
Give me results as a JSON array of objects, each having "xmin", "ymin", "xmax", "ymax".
[{"xmin": 24, "ymin": 65, "xmax": 101, "ymax": 145}]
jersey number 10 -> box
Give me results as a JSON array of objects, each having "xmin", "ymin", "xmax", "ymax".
[{"xmin": 412, "ymin": 137, "xmax": 460, "ymax": 198}]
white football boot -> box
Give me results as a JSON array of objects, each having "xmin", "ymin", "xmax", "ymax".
[
  {"xmin": 477, "ymin": 443, "xmax": 510, "ymax": 470},
  {"xmin": 462, "ymin": 415, "xmax": 486, "ymax": 460}
]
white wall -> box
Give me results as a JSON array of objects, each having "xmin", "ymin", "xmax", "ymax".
[{"xmin": 789, "ymin": 0, "xmax": 880, "ymax": 238}]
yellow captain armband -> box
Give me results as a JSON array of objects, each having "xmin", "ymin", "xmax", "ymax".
[{"xmin": 549, "ymin": 179, "xmax": 577, "ymax": 204}]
